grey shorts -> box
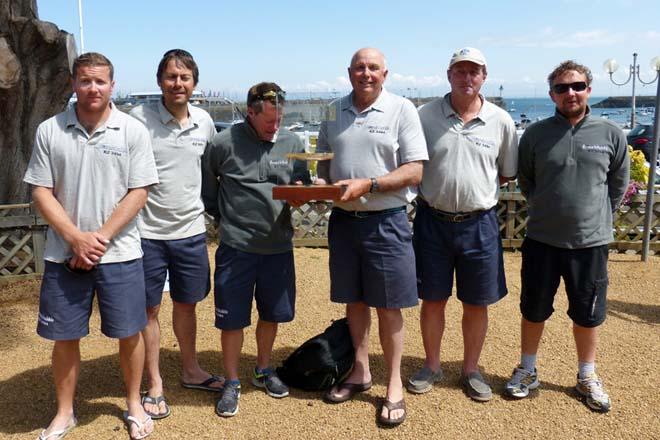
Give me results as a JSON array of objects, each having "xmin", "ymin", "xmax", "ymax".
[
  {"xmin": 328, "ymin": 207, "xmax": 418, "ymax": 309},
  {"xmin": 37, "ymin": 259, "xmax": 147, "ymax": 340}
]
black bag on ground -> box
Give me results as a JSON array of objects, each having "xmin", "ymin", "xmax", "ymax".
[{"xmin": 276, "ymin": 318, "xmax": 354, "ymax": 391}]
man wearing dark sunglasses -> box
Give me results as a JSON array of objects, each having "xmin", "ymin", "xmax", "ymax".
[
  {"xmin": 202, "ymin": 82, "xmax": 307, "ymax": 418},
  {"xmin": 506, "ymin": 60, "xmax": 629, "ymax": 413}
]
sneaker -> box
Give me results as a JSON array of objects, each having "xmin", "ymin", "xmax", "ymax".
[
  {"xmin": 406, "ymin": 366, "xmax": 444, "ymax": 394},
  {"xmin": 252, "ymin": 367, "xmax": 289, "ymax": 398},
  {"xmin": 505, "ymin": 365, "xmax": 540, "ymax": 398},
  {"xmin": 215, "ymin": 381, "xmax": 241, "ymax": 417},
  {"xmin": 461, "ymin": 371, "xmax": 492, "ymax": 402},
  {"xmin": 576, "ymin": 373, "xmax": 611, "ymax": 413}
]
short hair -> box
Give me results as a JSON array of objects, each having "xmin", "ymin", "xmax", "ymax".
[
  {"xmin": 547, "ymin": 60, "xmax": 592, "ymax": 87},
  {"xmin": 72, "ymin": 52, "xmax": 114, "ymax": 80},
  {"xmin": 157, "ymin": 49, "xmax": 199, "ymax": 85},
  {"xmin": 247, "ymin": 82, "xmax": 286, "ymax": 114}
]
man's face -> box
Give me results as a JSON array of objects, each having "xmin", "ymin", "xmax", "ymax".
[
  {"xmin": 158, "ymin": 58, "xmax": 195, "ymax": 108},
  {"xmin": 73, "ymin": 65, "xmax": 114, "ymax": 114},
  {"xmin": 348, "ymin": 49, "xmax": 388, "ymax": 101},
  {"xmin": 549, "ymin": 70, "xmax": 591, "ymax": 120},
  {"xmin": 248, "ymin": 101, "xmax": 282, "ymax": 142},
  {"xmin": 447, "ymin": 61, "xmax": 486, "ymax": 98}
]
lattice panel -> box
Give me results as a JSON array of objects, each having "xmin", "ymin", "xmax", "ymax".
[
  {"xmin": 291, "ymin": 202, "xmax": 333, "ymax": 238},
  {"xmin": 0, "ymin": 229, "xmax": 35, "ymax": 276}
]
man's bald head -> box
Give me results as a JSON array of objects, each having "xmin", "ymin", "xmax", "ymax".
[{"xmin": 350, "ymin": 47, "xmax": 387, "ymax": 70}]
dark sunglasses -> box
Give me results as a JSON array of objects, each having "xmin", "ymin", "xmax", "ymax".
[
  {"xmin": 552, "ymin": 81, "xmax": 588, "ymax": 94},
  {"xmin": 256, "ymin": 90, "xmax": 286, "ymax": 101}
]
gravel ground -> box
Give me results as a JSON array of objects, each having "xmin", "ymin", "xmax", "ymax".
[{"xmin": 0, "ymin": 246, "xmax": 658, "ymax": 440}]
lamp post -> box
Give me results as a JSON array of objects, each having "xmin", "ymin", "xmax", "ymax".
[{"xmin": 606, "ymin": 54, "xmax": 660, "ymax": 261}]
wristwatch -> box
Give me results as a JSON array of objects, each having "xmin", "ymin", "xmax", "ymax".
[{"xmin": 369, "ymin": 177, "xmax": 379, "ymax": 193}]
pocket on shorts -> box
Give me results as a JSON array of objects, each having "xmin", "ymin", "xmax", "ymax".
[{"xmin": 588, "ymin": 277, "xmax": 608, "ymax": 319}]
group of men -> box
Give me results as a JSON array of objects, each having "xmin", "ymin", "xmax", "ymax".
[{"xmin": 24, "ymin": 44, "xmax": 628, "ymax": 439}]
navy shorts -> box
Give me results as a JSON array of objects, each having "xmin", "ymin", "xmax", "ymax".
[
  {"xmin": 213, "ymin": 243, "xmax": 296, "ymax": 330},
  {"xmin": 413, "ymin": 202, "xmax": 507, "ymax": 306},
  {"xmin": 520, "ymin": 238, "xmax": 608, "ymax": 328},
  {"xmin": 142, "ymin": 233, "xmax": 211, "ymax": 308},
  {"xmin": 37, "ymin": 259, "xmax": 147, "ymax": 340},
  {"xmin": 328, "ymin": 207, "xmax": 418, "ymax": 309}
]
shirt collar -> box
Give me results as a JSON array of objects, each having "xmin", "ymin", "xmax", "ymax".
[
  {"xmin": 66, "ymin": 101, "xmax": 120, "ymax": 132},
  {"xmin": 157, "ymin": 99, "xmax": 197, "ymax": 128},
  {"xmin": 342, "ymin": 88, "xmax": 388, "ymax": 114},
  {"xmin": 441, "ymin": 93, "xmax": 488, "ymax": 122},
  {"xmin": 553, "ymin": 105, "xmax": 591, "ymax": 127}
]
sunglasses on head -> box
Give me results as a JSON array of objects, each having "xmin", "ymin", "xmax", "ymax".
[
  {"xmin": 552, "ymin": 81, "xmax": 588, "ymax": 94},
  {"xmin": 256, "ymin": 90, "xmax": 286, "ymax": 101}
]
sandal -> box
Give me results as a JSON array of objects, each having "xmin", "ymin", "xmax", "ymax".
[
  {"xmin": 378, "ymin": 398, "xmax": 406, "ymax": 426},
  {"xmin": 323, "ymin": 380, "xmax": 372, "ymax": 403},
  {"xmin": 122, "ymin": 411, "xmax": 154, "ymax": 440},
  {"xmin": 141, "ymin": 394, "xmax": 171, "ymax": 420},
  {"xmin": 38, "ymin": 417, "xmax": 77, "ymax": 440}
]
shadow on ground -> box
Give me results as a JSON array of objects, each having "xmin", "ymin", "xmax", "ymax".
[{"xmin": 608, "ymin": 299, "xmax": 660, "ymax": 324}]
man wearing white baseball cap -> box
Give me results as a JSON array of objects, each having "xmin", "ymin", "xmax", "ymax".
[{"xmin": 407, "ymin": 47, "xmax": 518, "ymax": 401}]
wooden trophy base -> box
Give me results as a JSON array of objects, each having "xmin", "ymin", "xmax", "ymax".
[{"xmin": 272, "ymin": 184, "xmax": 347, "ymax": 201}]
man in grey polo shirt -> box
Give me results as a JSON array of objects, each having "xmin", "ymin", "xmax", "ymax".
[
  {"xmin": 24, "ymin": 52, "xmax": 158, "ymax": 440},
  {"xmin": 202, "ymin": 82, "xmax": 306, "ymax": 417},
  {"xmin": 129, "ymin": 49, "xmax": 221, "ymax": 420},
  {"xmin": 407, "ymin": 47, "xmax": 518, "ymax": 402},
  {"xmin": 505, "ymin": 61, "xmax": 628, "ymax": 413},
  {"xmin": 317, "ymin": 47, "xmax": 427, "ymax": 426}
]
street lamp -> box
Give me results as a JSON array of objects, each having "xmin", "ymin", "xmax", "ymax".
[{"xmin": 606, "ymin": 54, "xmax": 660, "ymax": 261}]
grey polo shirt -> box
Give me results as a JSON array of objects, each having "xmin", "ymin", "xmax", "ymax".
[
  {"xmin": 201, "ymin": 122, "xmax": 307, "ymax": 254},
  {"xmin": 130, "ymin": 101, "xmax": 215, "ymax": 240},
  {"xmin": 317, "ymin": 89, "xmax": 428, "ymax": 211},
  {"xmin": 24, "ymin": 103, "xmax": 159, "ymax": 263},
  {"xmin": 418, "ymin": 94, "xmax": 518, "ymax": 212}
]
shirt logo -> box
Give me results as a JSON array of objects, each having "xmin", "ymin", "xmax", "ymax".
[
  {"xmin": 581, "ymin": 144, "xmax": 609, "ymax": 154},
  {"xmin": 98, "ymin": 144, "xmax": 127, "ymax": 157},
  {"xmin": 190, "ymin": 137, "xmax": 207, "ymax": 148},
  {"xmin": 466, "ymin": 135, "xmax": 495, "ymax": 149},
  {"xmin": 269, "ymin": 159, "xmax": 289, "ymax": 169},
  {"xmin": 366, "ymin": 125, "xmax": 390, "ymax": 134}
]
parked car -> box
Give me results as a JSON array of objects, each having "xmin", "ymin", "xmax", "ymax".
[{"xmin": 627, "ymin": 123, "xmax": 656, "ymax": 162}]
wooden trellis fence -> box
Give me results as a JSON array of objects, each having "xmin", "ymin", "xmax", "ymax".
[{"xmin": 1, "ymin": 184, "xmax": 658, "ymax": 281}]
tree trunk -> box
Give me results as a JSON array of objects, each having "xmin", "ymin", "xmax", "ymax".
[{"xmin": 0, "ymin": 0, "xmax": 76, "ymax": 204}]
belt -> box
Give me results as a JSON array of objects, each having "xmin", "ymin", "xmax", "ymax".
[
  {"xmin": 332, "ymin": 206, "xmax": 406, "ymax": 218},
  {"xmin": 417, "ymin": 199, "xmax": 489, "ymax": 223}
]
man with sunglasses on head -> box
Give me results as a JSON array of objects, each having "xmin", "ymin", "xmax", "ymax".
[
  {"xmin": 129, "ymin": 49, "xmax": 222, "ymax": 421},
  {"xmin": 408, "ymin": 47, "xmax": 518, "ymax": 403},
  {"xmin": 505, "ymin": 61, "xmax": 629, "ymax": 413},
  {"xmin": 202, "ymin": 82, "xmax": 306, "ymax": 417},
  {"xmin": 24, "ymin": 52, "xmax": 158, "ymax": 440}
]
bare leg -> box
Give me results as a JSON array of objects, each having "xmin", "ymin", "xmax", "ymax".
[
  {"xmin": 255, "ymin": 319, "xmax": 278, "ymax": 370},
  {"xmin": 119, "ymin": 333, "xmax": 152, "ymax": 439},
  {"xmin": 521, "ymin": 317, "xmax": 545, "ymax": 356},
  {"xmin": 327, "ymin": 302, "xmax": 372, "ymax": 399},
  {"xmin": 462, "ymin": 303, "xmax": 488, "ymax": 374},
  {"xmin": 141, "ymin": 305, "xmax": 166, "ymax": 415},
  {"xmin": 41, "ymin": 340, "xmax": 80, "ymax": 436},
  {"xmin": 573, "ymin": 323, "xmax": 597, "ymax": 363},
  {"xmin": 376, "ymin": 307, "xmax": 405, "ymax": 421},
  {"xmin": 221, "ymin": 329, "xmax": 244, "ymax": 381},
  {"xmin": 420, "ymin": 299, "xmax": 447, "ymax": 371}
]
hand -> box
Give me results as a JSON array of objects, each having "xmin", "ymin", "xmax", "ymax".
[
  {"xmin": 314, "ymin": 178, "xmax": 327, "ymax": 185},
  {"xmin": 67, "ymin": 254, "xmax": 96, "ymax": 271},
  {"xmin": 335, "ymin": 178, "xmax": 371, "ymax": 202},
  {"xmin": 70, "ymin": 231, "xmax": 109, "ymax": 266}
]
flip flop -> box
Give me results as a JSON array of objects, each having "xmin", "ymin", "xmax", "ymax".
[
  {"xmin": 38, "ymin": 416, "xmax": 77, "ymax": 440},
  {"xmin": 122, "ymin": 411, "xmax": 153, "ymax": 440},
  {"xmin": 323, "ymin": 380, "xmax": 372, "ymax": 404},
  {"xmin": 182, "ymin": 374, "xmax": 225, "ymax": 392},
  {"xmin": 378, "ymin": 398, "xmax": 406, "ymax": 426},
  {"xmin": 141, "ymin": 394, "xmax": 171, "ymax": 420}
]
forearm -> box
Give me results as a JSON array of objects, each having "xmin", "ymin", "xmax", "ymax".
[
  {"xmin": 32, "ymin": 186, "xmax": 81, "ymax": 244},
  {"xmin": 98, "ymin": 187, "xmax": 148, "ymax": 240},
  {"xmin": 373, "ymin": 161, "xmax": 423, "ymax": 192}
]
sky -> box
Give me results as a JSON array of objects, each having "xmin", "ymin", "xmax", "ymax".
[{"xmin": 36, "ymin": 0, "xmax": 660, "ymax": 100}]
